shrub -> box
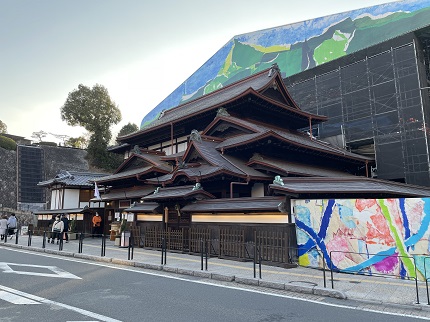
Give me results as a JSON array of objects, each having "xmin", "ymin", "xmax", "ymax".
[
  {"xmin": 0, "ymin": 135, "xmax": 16, "ymax": 150},
  {"xmin": 39, "ymin": 141, "xmax": 57, "ymax": 147}
]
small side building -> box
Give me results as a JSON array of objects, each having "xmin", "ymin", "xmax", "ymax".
[{"xmin": 35, "ymin": 170, "xmax": 107, "ymax": 234}]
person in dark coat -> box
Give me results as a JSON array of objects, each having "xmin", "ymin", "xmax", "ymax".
[
  {"xmin": 61, "ymin": 214, "xmax": 69, "ymax": 243},
  {"xmin": 47, "ymin": 214, "xmax": 56, "ymax": 243}
]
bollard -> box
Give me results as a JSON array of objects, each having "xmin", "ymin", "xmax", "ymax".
[
  {"xmin": 101, "ymin": 234, "xmax": 106, "ymax": 257},
  {"xmin": 78, "ymin": 233, "xmax": 83, "ymax": 253},
  {"xmin": 161, "ymin": 237, "xmax": 167, "ymax": 265},
  {"xmin": 127, "ymin": 234, "xmax": 133, "ymax": 260},
  {"xmin": 205, "ymin": 240, "xmax": 208, "ymax": 271},
  {"xmin": 127, "ymin": 234, "xmax": 134, "ymax": 260},
  {"xmin": 163, "ymin": 238, "xmax": 167, "ymax": 264},
  {"xmin": 258, "ymin": 244, "xmax": 262, "ymax": 279},
  {"xmin": 322, "ymin": 251, "xmax": 326, "ymax": 288},
  {"xmin": 131, "ymin": 235, "xmax": 134, "ymax": 260},
  {"xmin": 15, "ymin": 228, "xmax": 19, "ymax": 245},
  {"xmin": 59, "ymin": 237, "xmax": 63, "ymax": 251},
  {"xmin": 200, "ymin": 239, "xmax": 204, "ymax": 270},
  {"xmin": 253, "ymin": 242, "xmax": 256, "ymax": 279},
  {"xmin": 27, "ymin": 230, "xmax": 32, "ymax": 247},
  {"xmin": 42, "ymin": 231, "xmax": 46, "ymax": 249}
]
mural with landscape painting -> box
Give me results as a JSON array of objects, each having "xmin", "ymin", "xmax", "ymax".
[
  {"xmin": 141, "ymin": 0, "xmax": 430, "ymax": 129},
  {"xmin": 293, "ymin": 198, "xmax": 430, "ymax": 281}
]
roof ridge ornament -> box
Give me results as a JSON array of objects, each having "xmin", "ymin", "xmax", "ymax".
[
  {"xmin": 268, "ymin": 63, "xmax": 280, "ymax": 77},
  {"xmin": 192, "ymin": 182, "xmax": 202, "ymax": 191},
  {"xmin": 217, "ymin": 107, "xmax": 230, "ymax": 117},
  {"xmin": 154, "ymin": 187, "xmax": 160, "ymax": 194},
  {"xmin": 273, "ymin": 175, "xmax": 284, "ymax": 186},
  {"xmin": 133, "ymin": 145, "xmax": 142, "ymax": 154},
  {"xmin": 158, "ymin": 109, "xmax": 166, "ymax": 120},
  {"xmin": 190, "ymin": 129, "xmax": 202, "ymax": 142}
]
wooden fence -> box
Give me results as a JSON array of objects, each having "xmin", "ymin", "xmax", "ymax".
[{"xmin": 139, "ymin": 225, "xmax": 297, "ymax": 266}]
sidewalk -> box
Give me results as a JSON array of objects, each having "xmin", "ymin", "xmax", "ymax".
[{"xmin": 2, "ymin": 234, "xmax": 430, "ymax": 315}]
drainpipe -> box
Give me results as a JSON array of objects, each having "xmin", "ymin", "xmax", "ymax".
[
  {"xmin": 61, "ymin": 184, "xmax": 65, "ymax": 209},
  {"xmin": 309, "ymin": 117, "xmax": 313, "ymax": 140},
  {"xmin": 170, "ymin": 122, "xmax": 174, "ymax": 155},
  {"xmin": 230, "ymin": 176, "xmax": 250, "ymax": 199},
  {"xmin": 365, "ymin": 160, "xmax": 369, "ymax": 177}
]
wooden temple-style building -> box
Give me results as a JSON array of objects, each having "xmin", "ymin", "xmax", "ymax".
[{"xmin": 94, "ymin": 64, "xmax": 430, "ymax": 260}]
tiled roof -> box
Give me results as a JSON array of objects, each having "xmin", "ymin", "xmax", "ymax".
[
  {"xmin": 143, "ymin": 185, "xmax": 215, "ymax": 201},
  {"xmin": 124, "ymin": 202, "xmax": 161, "ymax": 213},
  {"xmin": 37, "ymin": 170, "xmax": 107, "ymax": 188},
  {"xmin": 181, "ymin": 196, "xmax": 285, "ymax": 212},
  {"xmin": 269, "ymin": 177, "xmax": 430, "ymax": 197},
  {"xmin": 146, "ymin": 139, "xmax": 271, "ymax": 184},
  {"xmin": 222, "ymin": 154, "xmax": 271, "ymax": 179},
  {"xmin": 247, "ymin": 154, "xmax": 354, "ymax": 177},
  {"xmin": 191, "ymin": 140, "xmax": 244, "ymax": 175},
  {"xmin": 95, "ymin": 166, "xmax": 153, "ymax": 183},
  {"xmin": 145, "ymin": 164, "xmax": 225, "ymax": 184},
  {"xmin": 33, "ymin": 207, "xmax": 91, "ymax": 215},
  {"xmin": 93, "ymin": 186, "xmax": 155, "ymax": 201},
  {"xmin": 120, "ymin": 68, "xmax": 326, "ymax": 141},
  {"xmin": 216, "ymin": 121, "xmax": 372, "ymax": 162},
  {"xmin": 124, "ymin": 70, "xmax": 275, "ymax": 136},
  {"xmin": 107, "ymin": 143, "xmax": 130, "ymax": 152},
  {"xmin": 115, "ymin": 152, "xmax": 171, "ymax": 173},
  {"xmin": 160, "ymin": 151, "xmax": 185, "ymax": 161}
]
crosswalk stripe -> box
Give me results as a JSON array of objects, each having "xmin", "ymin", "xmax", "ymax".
[{"xmin": 0, "ymin": 290, "xmax": 40, "ymax": 304}]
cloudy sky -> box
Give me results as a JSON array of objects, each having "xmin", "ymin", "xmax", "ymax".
[{"xmin": 0, "ymin": 0, "xmax": 393, "ymax": 143}]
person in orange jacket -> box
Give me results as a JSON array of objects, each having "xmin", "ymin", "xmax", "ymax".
[{"xmin": 91, "ymin": 212, "xmax": 102, "ymax": 238}]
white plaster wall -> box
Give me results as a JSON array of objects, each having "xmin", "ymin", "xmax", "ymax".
[{"xmin": 63, "ymin": 189, "xmax": 80, "ymax": 209}]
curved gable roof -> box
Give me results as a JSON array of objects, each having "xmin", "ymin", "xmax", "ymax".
[{"xmin": 120, "ymin": 67, "xmax": 326, "ymax": 143}]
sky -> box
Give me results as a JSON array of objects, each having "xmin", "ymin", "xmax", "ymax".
[{"xmin": 0, "ymin": 0, "xmax": 394, "ymax": 144}]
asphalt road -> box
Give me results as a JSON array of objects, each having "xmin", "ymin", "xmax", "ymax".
[{"xmin": 0, "ymin": 247, "xmax": 427, "ymax": 322}]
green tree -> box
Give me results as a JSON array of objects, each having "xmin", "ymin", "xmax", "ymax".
[
  {"xmin": 65, "ymin": 136, "xmax": 88, "ymax": 149},
  {"xmin": 117, "ymin": 122, "xmax": 139, "ymax": 143},
  {"xmin": 61, "ymin": 84, "xmax": 122, "ymax": 170},
  {"xmin": 0, "ymin": 120, "xmax": 7, "ymax": 134}
]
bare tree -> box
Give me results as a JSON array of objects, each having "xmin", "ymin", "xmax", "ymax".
[
  {"xmin": 31, "ymin": 130, "xmax": 47, "ymax": 143},
  {"xmin": 49, "ymin": 133, "xmax": 70, "ymax": 146}
]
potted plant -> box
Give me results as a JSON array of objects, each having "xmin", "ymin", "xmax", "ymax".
[
  {"xmin": 119, "ymin": 219, "xmax": 130, "ymax": 247},
  {"xmin": 69, "ymin": 218, "xmax": 78, "ymax": 240},
  {"xmin": 115, "ymin": 219, "xmax": 127, "ymax": 246}
]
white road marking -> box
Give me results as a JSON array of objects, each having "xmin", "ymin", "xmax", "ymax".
[
  {"xmin": 0, "ymin": 262, "xmax": 81, "ymax": 279},
  {"xmin": 0, "ymin": 285, "xmax": 122, "ymax": 322},
  {"xmin": 0, "ymin": 290, "xmax": 40, "ymax": 304},
  {"xmin": 1, "ymin": 246, "xmax": 428, "ymax": 320}
]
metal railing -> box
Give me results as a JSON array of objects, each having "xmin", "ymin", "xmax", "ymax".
[{"xmin": 329, "ymin": 250, "xmax": 421, "ymax": 304}]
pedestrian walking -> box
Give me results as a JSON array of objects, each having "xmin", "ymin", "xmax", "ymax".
[
  {"xmin": 61, "ymin": 214, "xmax": 69, "ymax": 243},
  {"xmin": 0, "ymin": 215, "xmax": 7, "ymax": 241},
  {"xmin": 47, "ymin": 214, "xmax": 56, "ymax": 243},
  {"xmin": 7, "ymin": 213, "xmax": 17, "ymax": 238},
  {"xmin": 51, "ymin": 215, "xmax": 64, "ymax": 244},
  {"xmin": 92, "ymin": 212, "xmax": 102, "ymax": 238}
]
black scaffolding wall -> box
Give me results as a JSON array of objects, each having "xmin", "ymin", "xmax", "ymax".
[
  {"xmin": 285, "ymin": 30, "xmax": 430, "ymax": 187},
  {"xmin": 17, "ymin": 145, "xmax": 46, "ymax": 210}
]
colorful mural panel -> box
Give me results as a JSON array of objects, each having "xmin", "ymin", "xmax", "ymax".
[
  {"xmin": 141, "ymin": 0, "xmax": 430, "ymax": 128},
  {"xmin": 293, "ymin": 198, "xmax": 430, "ymax": 281}
]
